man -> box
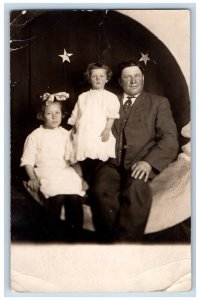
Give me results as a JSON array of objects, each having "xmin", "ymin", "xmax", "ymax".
[{"xmin": 91, "ymin": 61, "xmax": 179, "ymax": 242}]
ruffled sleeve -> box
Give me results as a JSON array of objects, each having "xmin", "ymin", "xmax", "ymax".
[
  {"xmin": 67, "ymin": 98, "xmax": 80, "ymax": 125},
  {"xmin": 106, "ymin": 93, "xmax": 120, "ymax": 119},
  {"xmin": 20, "ymin": 133, "xmax": 37, "ymax": 167}
]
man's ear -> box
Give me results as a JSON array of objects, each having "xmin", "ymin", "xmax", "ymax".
[
  {"xmin": 142, "ymin": 75, "xmax": 144, "ymax": 87},
  {"xmin": 118, "ymin": 78, "xmax": 122, "ymax": 87}
]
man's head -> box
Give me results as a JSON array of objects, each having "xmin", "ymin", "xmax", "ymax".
[{"xmin": 117, "ymin": 61, "xmax": 144, "ymax": 96}]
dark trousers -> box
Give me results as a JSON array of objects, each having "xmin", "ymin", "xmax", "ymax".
[{"xmin": 91, "ymin": 161, "xmax": 152, "ymax": 242}]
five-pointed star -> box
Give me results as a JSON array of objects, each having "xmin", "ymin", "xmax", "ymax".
[
  {"xmin": 139, "ymin": 52, "xmax": 150, "ymax": 65},
  {"xmin": 58, "ymin": 49, "xmax": 73, "ymax": 63}
]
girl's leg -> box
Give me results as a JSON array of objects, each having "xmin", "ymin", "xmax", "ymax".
[
  {"xmin": 64, "ymin": 195, "xmax": 83, "ymax": 240},
  {"xmin": 80, "ymin": 158, "xmax": 101, "ymax": 186},
  {"xmin": 43, "ymin": 195, "xmax": 65, "ymax": 240},
  {"xmin": 44, "ymin": 195, "xmax": 65, "ymax": 221}
]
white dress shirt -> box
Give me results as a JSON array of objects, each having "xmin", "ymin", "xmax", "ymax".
[{"xmin": 122, "ymin": 93, "xmax": 140, "ymax": 105}]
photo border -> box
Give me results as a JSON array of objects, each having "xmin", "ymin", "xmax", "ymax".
[{"xmin": 3, "ymin": 1, "xmax": 197, "ymax": 298}]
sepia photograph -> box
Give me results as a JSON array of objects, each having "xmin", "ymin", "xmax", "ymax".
[{"xmin": 8, "ymin": 6, "xmax": 192, "ymax": 294}]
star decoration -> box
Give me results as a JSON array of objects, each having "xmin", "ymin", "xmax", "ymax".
[
  {"xmin": 139, "ymin": 52, "xmax": 151, "ymax": 65},
  {"xmin": 58, "ymin": 49, "xmax": 73, "ymax": 63}
]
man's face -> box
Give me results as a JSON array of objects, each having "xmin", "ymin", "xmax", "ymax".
[{"xmin": 119, "ymin": 66, "xmax": 144, "ymax": 96}]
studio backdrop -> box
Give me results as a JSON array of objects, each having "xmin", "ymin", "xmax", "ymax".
[{"xmin": 10, "ymin": 10, "xmax": 190, "ymax": 183}]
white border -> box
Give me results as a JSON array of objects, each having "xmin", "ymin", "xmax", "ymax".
[{"xmin": 2, "ymin": 1, "xmax": 198, "ymax": 299}]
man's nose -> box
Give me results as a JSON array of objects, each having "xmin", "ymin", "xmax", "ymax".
[
  {"xmin": 130, "ymin": 77, "xmax": 136, "ymax": 83},
  {"xmin": 52, "ymin": 114, "xmax": 56, "ymax": 119}
]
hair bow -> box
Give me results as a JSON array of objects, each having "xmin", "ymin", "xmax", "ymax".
[{"xmin": 40, "ymin": 92, "xmax": 70, "ymax": 105}]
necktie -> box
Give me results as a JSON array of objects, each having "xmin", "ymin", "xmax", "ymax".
[
  {"xmin": 123, "ymin": 96, "xmax": 133, "ymax": 112},
  {"xmin": 117, "ymin": 96, "xmax": 135, "ymax": 164}
]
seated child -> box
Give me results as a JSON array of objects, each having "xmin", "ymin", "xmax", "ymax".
[{"xmin": 20, "ymin": 92, "xmax": 86, "ymax": 239}]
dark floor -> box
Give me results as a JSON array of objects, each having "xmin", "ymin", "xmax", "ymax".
[{"xmin": 11, "ymin": 183, "xmax": 191, "ymax": 244}]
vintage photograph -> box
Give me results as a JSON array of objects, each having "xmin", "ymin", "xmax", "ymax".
[{"xmin": 9, "ymin": 8, "xmax": 192, "ymax": 293}]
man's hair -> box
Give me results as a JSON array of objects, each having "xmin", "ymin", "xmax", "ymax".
[
  {"xmin": 116, "ymin": 60, "xmax": 145, "ymax": 79},
  {"xmin": 84, "ymin": 62, "xmax": 113, "ymax": 82}
]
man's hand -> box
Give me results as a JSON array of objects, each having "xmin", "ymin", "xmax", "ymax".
[{"xmin": 131, "ymin": 161, "xmax": 152, "ymax": 182}]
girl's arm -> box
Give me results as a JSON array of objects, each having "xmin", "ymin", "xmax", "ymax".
[
  {"xmin": 68, "ymin": 102, "xmax": 79, "ymax": 126},
  {"xmin": 71, "ymin": 163, "xmax": 89, "ymax": 191},
  {"xmin": 101, "ymin": 118, "xmax": 115, "ymax": 142},
  {"xmin": 71, "ymin": 162, "xmax": 83, "ymax": 178},
  {"xmin": 24, "ymin": 165, "xmax": 40, "ymax": 192}
]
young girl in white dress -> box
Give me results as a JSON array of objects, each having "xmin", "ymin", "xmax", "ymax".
[
  {"xmin": 67, "ymin": 63, "xmax": 120, "ymax": 163},
  {"xmin": 20, "ymin": 92, "xmax": 86, "ymax": 239}
]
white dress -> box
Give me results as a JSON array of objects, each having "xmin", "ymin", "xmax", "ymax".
[
  {"xmin": 20, "ymin": 126, "xmax": 85, "ymax": 198},
  {"xmin": 67, "ymin": 89, "xmax": 120, "ymax": 162}
]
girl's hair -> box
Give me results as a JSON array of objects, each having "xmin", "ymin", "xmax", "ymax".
[
  {"xmin": 37, "ymin": 100, "xmax": 65, "ymax": 121},
  {"xmin": 84, "ymin": 63, "xmax": 113, "ymax": 83}
]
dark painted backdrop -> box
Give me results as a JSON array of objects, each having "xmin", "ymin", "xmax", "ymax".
[{"xmin": 10, "ymin": 10, "xmax": 190, "ymax": 184}]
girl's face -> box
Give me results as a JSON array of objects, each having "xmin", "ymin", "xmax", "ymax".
[
  {"xmin": 90, "ymin": 68, "xmax": 108, "ymax": 90},
  {"xmin": 43, "ymin": 102, "xmax": 62, "ymax": 129}
]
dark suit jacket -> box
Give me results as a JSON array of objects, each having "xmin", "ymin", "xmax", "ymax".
[{"xmin": 112, "ymin": 91, "xmax": 179, "ymax": 174}]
